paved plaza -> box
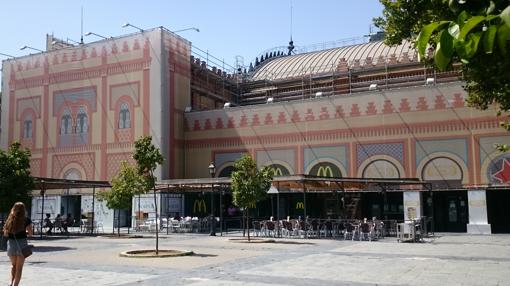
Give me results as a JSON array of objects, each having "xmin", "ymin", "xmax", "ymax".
[{"xmin": 1, "ymin": 232, "xmax": 510, "ymax": 285}]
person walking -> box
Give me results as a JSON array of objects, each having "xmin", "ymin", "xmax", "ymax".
[{"xmin": 2, "ymin": 202, "xmax": 33, "ymax": 286}]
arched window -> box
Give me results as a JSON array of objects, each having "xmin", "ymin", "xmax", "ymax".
[
  {"xmin": 118, "ymin": 102, "xmax": 131, "ymax": 129},
  {"xmin": 362, "ymin": 159, "xmax": 400, "ymax": 178},
  {"xmin": 23, "ymin": 115, "xmax": 32, "ymax": 138},
  {"xmin": 309, "ymin": 162, "xmax": 342, "ymax": 177},
  {"xmin": 268, "ymin": 164, "xmax": 290, "ymax": 176},
  {"xmin": 76, "ymin": 106, "xmax": 88, "ymax": 134},
  {"xmin": 218, "ymin": 166, "xmax": 234, "ymax": 177},
  {"xmin": 60, "ymin": 108, "xmax": 72, "ymax": 135}
]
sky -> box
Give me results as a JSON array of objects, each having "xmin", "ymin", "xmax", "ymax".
[{"xmin": 0, "ymin": 0, "xmax": 383, "ymax": 71}]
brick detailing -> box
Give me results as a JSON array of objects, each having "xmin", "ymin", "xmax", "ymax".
[
  {"xmin": 53, "ymin": 153, "xmax": 95, "ymax": 179},
  {"xmin": 252, "ymin": 114, "xmax": 260, "ymax": 126},
  {"xmin": 319, "ymin": 107, "xmax": 330, "ymax": 120},
  {"xmin": 107, "ymin": 152, "xmax": 136, "ymax": 179},
  {"xmin": 350, "ymin": 104, "xmax": 361, "ymax": 117},
  {"xmin": 305, "ymin": 108, "xmax": 315, "ymax": 121},
  {"xmin": 264, "ymin": 113, "xmax": 274, "ymax": 125},
  {"xmin": 416, "ymin": 97, "xmax": 428, "ymax": 111},
  {"xmin": 204, "ymin": 118, "xmax": 212, "ymax": 130},
  {"xmin": 366, "ymin": 102, "xmax": 377, "ymax": 115},
  {"xmin": 335, "ymin": 105, "xmax": 345, "ymax": 118},
  {"xmin": 111, "ymin": 43, "xmax": 118, "ymax": 54},
  {"xmin": 91, "ymin": 47, "xmax": 98, "ymax": 58},
  {"xmin": 357, "ymin": 142, "xmax": 404, "ymax": 167},
  {"xmin": 399, "ymin": 98, "xmax": 411, "ymax": 112},
  {"xmin": 453, "ymin": 93, "xmax": 464, "ymax": 108},
  {"xmin": 215, "ymin": 118, "xmax": 224, "ymax": 129},
  {"xmin": 122, "ymin": 41, "xmax": 130, "ymax": 53},
  {"xmin": 383, "ymin": 100, "xmax": 394, "ymax": 114},
  {"xmin": 133, "ymin": 39, "xmax": 140, "ymax": 50},
  {"xmin": 30, "ymin": 159, "xmax": 42, "ymax": 177},
  {"xmin": 193, "ymin": 119, "xmax": 201, "ymax": 131},
  {"xmin": 278, "ymin": 112, "xmax": 287, "ymax": 124},
  {"xmin": 239, "ymin": 115, "xmax": 248, "ymax": 127},
  {"xmin": 434, "ymin": 95, "xmax": 447, "ymax": 109},
  {"xmin": 291, "ymin": 110, "xmax": 301, "ymax": 122},
  {"xmin": 227, "ymin": 117, "xmax": 235, "ymax": 128}
]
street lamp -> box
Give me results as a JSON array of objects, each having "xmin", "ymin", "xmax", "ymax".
[
  {"xmin": 208, "ymin": 162, "xmax": 216, "ymax": 236},
  {"xmin": 122, "ymin": 23, "xmax": 144, "ymax": 32},
  {"xmin": 172, "ymin": 27, "xmax": 200, "ymax": 33},
  {"xmin": 20, "ymin": 46, "xmax": 44, "ymax": 53},
  {"xmin": 267, "ymin": 186, "xmax": 279, "ymax": 237},
  {"xmin": 85, "ymin": 32, "xmax": 110, "ymax": 40}
]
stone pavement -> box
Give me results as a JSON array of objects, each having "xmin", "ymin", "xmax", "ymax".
[{"xmin": 1, "ymin": 232, "xmax": 510, "ymax": 285}]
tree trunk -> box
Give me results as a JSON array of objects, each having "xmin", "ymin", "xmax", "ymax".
[
  {"xmin": 247, "ymin": 208, "xmax": 250, "ymax": 242},
  {"xmin": 117, "ymin": 209, "xmax": 120, "ymax": 237},
  {"xmin": 153, "ymin": 184, "xmax": 159, "ymax": 255}
]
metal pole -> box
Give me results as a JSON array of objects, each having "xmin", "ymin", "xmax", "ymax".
[
  {"xmin": 303, "ymin": 182, "xmax": 307, "ymax": 239},
  {"xmin": 210, "ymin": 181, "xmax": 216, "ymax": 236},
  {"xmin": 91, "ymin": 187, "xmax": 95, "ymax": 235},
  {"xmin": 40, "ymin": 181, "xmax": 45, "ymax": 239},
  {"xmin": 220, "ymin": 189, "xmax": 223, "ymax": 236}
]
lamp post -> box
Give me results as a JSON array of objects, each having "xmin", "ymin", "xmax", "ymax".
[
  {"xmin": 122, "ymin": 23, "xmax": 144, "ymax": 32},
  {"xmin": 172, "ymin": 27, "xmax": 200, "ymax": 33},
  {"xmin": 267, "ymin": 186, "xmax": 279, "ymax": 237},
  {"xmin": 208, "ymin": 162, "xmax": 216, "ymax": 236},
  {"xmin": 20, "ymin": 46, "xmax": 44, "ymax": 53},
  {"xmin": 85, "ymin": 32, "xmax": 110, "ymax": 40}
]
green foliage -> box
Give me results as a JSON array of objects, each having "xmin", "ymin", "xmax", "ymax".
[
  {"xmin": 133, "ymin": 136, "xmax": 164, "ymax": 191},
  {"xmin": 0, "ymin": 142, "xmax": 34, "ymax": 213},
  {"xmin": 231, "ymin": 154, "xmax": 273, "ymax": 210},
  {"xmin": 98, "ymin": 161, "xmax": 143, "ymax": 210},
  {"xmin": 375, "ymin": 0, "xmax": 510, "ymax": 150}
]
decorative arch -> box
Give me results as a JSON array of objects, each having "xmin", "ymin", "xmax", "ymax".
[
  {"xmin": 305, "ymin": 159, "xmax": 344, "ymax": 177},
  {"xmin": 60, "ymin": 108, "xmax": 73, "ymax": 135},
  {"xmin": 416, "ymin": 152, "xmax": 468, "ymax": 184},
  {"xmin": 217, "ymin": 164, "xmax": 235, "ymax": 177},
  {"xmin": 76, "ymin": 106, "xmax": 88, "ymax": 134},
  {"xmin": 358, "ymin": 155, "xmax": 404, "ymax": 178},
  {"xmin": 267, "ymin": 163, "xmax": 291, "ymax": 176},
  {"xmin": 113, "ymin": 95, "xmax": 135, "ymax": 142},
  {"xmin": 259, "ymin": 159, "xmax": 294, "ymax": 176},
  {"xmin": 482, "ymin": 152, "xmax": 510, "ymax": 184},
  {"xmin": 59, "ymin": 163, "xmax": 86, "ymax": 180}
]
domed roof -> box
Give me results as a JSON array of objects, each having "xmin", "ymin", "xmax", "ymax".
[{"xmin": 250, "ymin": 40, "xmax": 416, "ymax": 81}]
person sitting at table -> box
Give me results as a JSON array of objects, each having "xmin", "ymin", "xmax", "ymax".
[
  {"xmin": 54, "ymin": 214, "xmax": 64, "ymax": 233},
  {"xmin": 43, "ymin": 213, "xmax": 54, "ymax": 234},
  {"xmin": 62, "ymin": 213, "xmax": 74, "ymax": 234}
]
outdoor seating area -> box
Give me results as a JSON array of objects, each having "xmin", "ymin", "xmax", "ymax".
[
  {"xmin": 135, "ymin": 217, "xmax": 213, "ymax": 233},
  {"xmin": 252, "ymin": 218, "xmax": 399, "ymax": 241}
]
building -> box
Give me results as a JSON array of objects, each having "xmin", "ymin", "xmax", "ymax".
[{"xmin": 2, "ymin": 28, "xmax": 509, "ymax": 233}]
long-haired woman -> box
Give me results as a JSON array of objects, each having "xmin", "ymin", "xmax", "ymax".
[{"xmin": 2, "ymin": 202, "xmax": 33, "ymax": 286}]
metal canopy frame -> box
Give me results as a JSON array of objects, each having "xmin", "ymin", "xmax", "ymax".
[{"xmin": 156, "ymin": 175, "xmax": 431, "ymax": 193}]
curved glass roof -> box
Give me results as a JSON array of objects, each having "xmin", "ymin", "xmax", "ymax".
[{"xmin": 250, "ymin": 40, "xmax": 416, "ymax": 81}]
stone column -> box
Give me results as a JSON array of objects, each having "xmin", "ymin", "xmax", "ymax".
[
  {"xmin": 403, "ymin": 191, "xmax": 422, "ymax": 221},
  {"xmin": 467, "ymin": 190, "xmax": 491, "ymax": 234}
]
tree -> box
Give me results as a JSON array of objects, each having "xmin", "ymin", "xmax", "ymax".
[
  {"xmin": 374, "ymin": 0, "xmax": 510, "ymax": 149},
  {"xmin": 231, "ymin": 154, "xmax": 273, "ymax": 241},
  {"xmin": 133, "ymin": 136, "xmax": 163, "ymax": 253},
  {"xmin": 0, "ymin": 142, "xmax": 34, "ymax": 219},
  {"xmin": 98, "ymin": 161, "xmax": 143, "ymax": 236}
]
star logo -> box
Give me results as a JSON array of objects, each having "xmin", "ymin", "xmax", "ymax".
[{"xmin": 492, "ymin": 159, "xmax": 510, "ymax": 184}]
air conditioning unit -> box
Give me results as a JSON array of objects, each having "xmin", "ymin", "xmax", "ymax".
[
  {"xmin": 184, "ymin": 106, "xmax": 192, "ymax": 112},
  {"xmin": 266, "ymin": 97, "xmax": 274, "ymax": 104},
  {"xmin": 426, "ymin": 77, "xmax": 435, "ymax": 85},
  {"xmin": 315, "ymin": 91, "xmax": 323, "ymax": 98},
  {"xmin": 369, "ymin": 83, "xmax": 378, "ymax": 91},
  {"xmin": 224, "ymin": 102, "xmax": 232, "ymax": 108}
]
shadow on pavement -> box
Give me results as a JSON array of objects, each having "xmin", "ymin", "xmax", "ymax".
[
  {"xmin": 192, "ymin": 253, "xmax": 218, "ymax": 258},
  {"xmin": 33, "ymin": 246, "xmax": 75, "ymax": 252}
]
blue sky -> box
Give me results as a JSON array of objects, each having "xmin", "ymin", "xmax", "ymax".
[{"xmin": 0, "ymin": 1, "xmax": 383, "ymax": 70}]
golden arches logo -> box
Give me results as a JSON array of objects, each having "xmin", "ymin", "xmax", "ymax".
[
  {"xmin": 317, "ymin": 166, "xmax": 334, "ymax": 177},
  {"xmin": 296, "ymin": 202, "xmax": 304, "ymax": 209},
  {"xmin": 248, "ymin": 202, "xmax": 256, "ymax": 208},
  {"xmin": 271, "ymin": 167, "xmax": 283, "ymax": 176},
  {"xmin": 193, "ymin": 199, "xmax": 207, "ymax": 213}
]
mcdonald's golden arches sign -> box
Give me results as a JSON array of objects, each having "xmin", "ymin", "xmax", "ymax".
[{"xmin": 193, "ymin": 199, "xmax": 207, "ymax": 213}]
